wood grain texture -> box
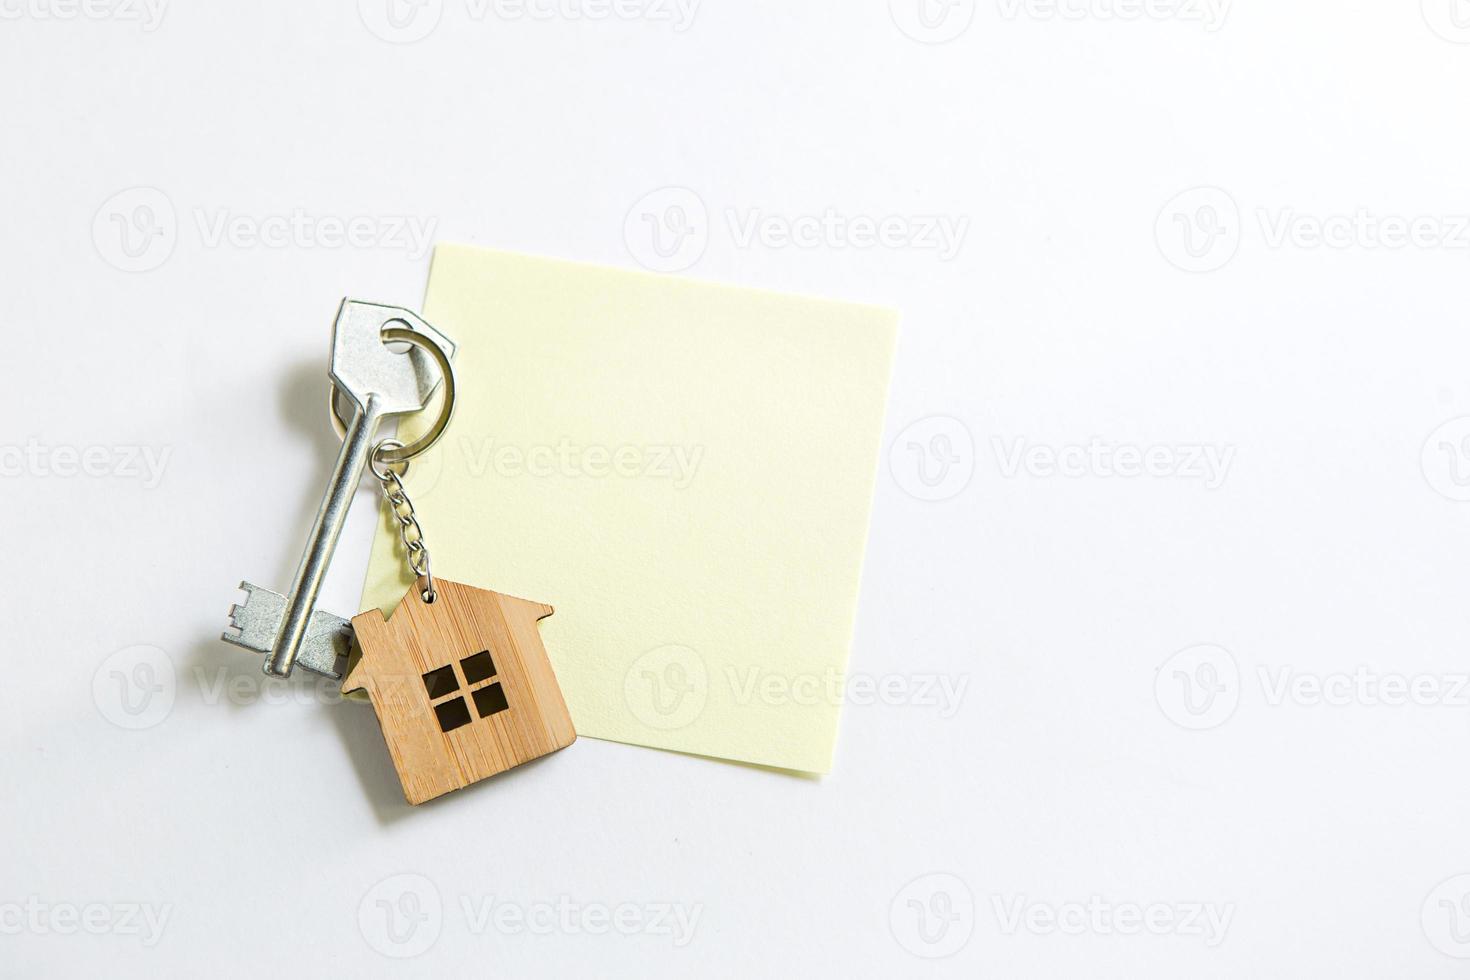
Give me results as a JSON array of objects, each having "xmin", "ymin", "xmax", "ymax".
[{"xmin": 343, "ymin": 578, "xmax": 575, "ymax": 805}]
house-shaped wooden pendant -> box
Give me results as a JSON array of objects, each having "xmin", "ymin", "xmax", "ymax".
[{"xmin": 342, "ymin": 578, "xmax": 576, "ymax": 805}]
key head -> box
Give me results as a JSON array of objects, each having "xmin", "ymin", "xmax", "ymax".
[{"xmin": 329, "ymin": 300, "xmax": 457, "ymax": 418}]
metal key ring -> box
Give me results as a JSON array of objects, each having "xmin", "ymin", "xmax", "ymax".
[
  {"xmin": 369, "ymin": 438, "xmax": 409, "ymax": 481},
  {"xmin": 328, "ymin": 325, "xmax": 456, "ymax": 465}
]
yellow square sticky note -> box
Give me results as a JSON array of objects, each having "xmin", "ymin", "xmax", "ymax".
[{"xmin": 361, "ymin": 245, "xmax": 897, "ymax": 774}]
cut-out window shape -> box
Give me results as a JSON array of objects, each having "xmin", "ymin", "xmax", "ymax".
[
  {"xmin": 422, "ymin": 665, "xmax": 459, "ymax": 700},
  {"xmin": 434, "ymin": 696, "xmax": 472, "ymax": 733},
  {"xmin": 421, "ymin": 649, "xmax": 510, "ymax": 733},
  {"xmin": 473, "ymin": 682, "xmax": 509, "ymax": 718},
  {"xmin": 461, "ymin": 650, "xmax": 496, "ymax": 685}
]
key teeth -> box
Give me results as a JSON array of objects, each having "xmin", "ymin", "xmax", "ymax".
[
  {"xmin": 219, "ymin": 579, "xmax": 351, "ymax": 679},
  {"xmin": 227, "ymin": 583, "xmax": 250, "ymax": 621},
  {"xmin": 221, "ymin": 581, "xmax": 272, "ymax": 651},
  {"xmin": 225, "ymin": 584, "xmax": 251, "ymax": 623},
  {"xmin": 222, "ymin": 594, "xmax": 243, "ymax": 643}
]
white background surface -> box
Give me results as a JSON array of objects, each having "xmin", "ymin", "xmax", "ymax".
[{"xmin": 4, "ymin": 2, "xmax": 1470, "ymax": 976}]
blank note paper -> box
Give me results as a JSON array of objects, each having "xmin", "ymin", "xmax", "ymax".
[{"xmin": 360, "ymin": 244, "xmax": 897, "ymax": 774}]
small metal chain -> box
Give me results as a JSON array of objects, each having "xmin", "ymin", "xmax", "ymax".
[{"xmin": 370, "ymin": 439, "xmax": 436, "ymax": 603}]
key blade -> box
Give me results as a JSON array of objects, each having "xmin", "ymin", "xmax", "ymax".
[
  {"xmin": 223, "ymin": 581, "xmax": 351, "ymax": 680},
  {"xmin": 223, "ymin": 581, "xmax": 284, "ymax": 652},
  {"xmin": 265, "ymin": 398, "xmax": 384, "ymax": 677}
]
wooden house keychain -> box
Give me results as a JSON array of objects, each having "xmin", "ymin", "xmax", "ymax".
[{"xmin": 222, "ymin": 300, "xmax": 576, "ymax": 804}]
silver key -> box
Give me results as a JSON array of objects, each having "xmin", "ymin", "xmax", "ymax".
[
  {"xmin": 263, "ymin": 300, "xmax": 455, "ymax": 677},
  {"xmin": 222, "ymin": 582, "xmax": 352, "ymax": 680}
]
